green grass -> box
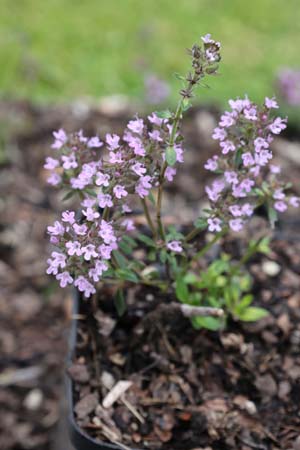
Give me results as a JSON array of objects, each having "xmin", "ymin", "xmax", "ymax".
[{"xmin": 1, "ymin": 0, "xmax": 300, "ymax": 107}]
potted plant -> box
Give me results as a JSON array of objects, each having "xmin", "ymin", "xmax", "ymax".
[{"xmin": 45, "ymin": 34, "xmax": 298, "ymax": 449}]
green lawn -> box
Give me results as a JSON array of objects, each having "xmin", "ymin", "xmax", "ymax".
[{"xmin": 1, "ymin": 0, "xmax": 300, "ymax": 107}]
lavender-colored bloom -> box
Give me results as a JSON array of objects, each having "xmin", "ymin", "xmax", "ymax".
[
  {"xmin": 229, "ymin": 205, "xmax": 242, "ymax": 217},
  {"xmin": 219, "ymin": 111, "xmax": 235, "ymax": 127},
  {"xmin": 220, "ymin": 140, "xmax": 235, "ymax": 154},
  {"xmin": 269, "ymin": 117, "xmax": 287, "ymax": 134},
  {"xmin": 289, "ymin": 196, "xmax": 300, "ymax": 207},
  {"xmin": 229, "ymin": 218, "xmax": 244, "ymax": 232},
  {"xmin": 274, "ymin": 201, "xmax": 287, "ymax": 212},
  {"xmin": 82, "ymin": 207, "xmax": 100, "ymax": 221},
  {"xmin": 98, "ymin": 220, "xmax": 117, "ymax": 245},
  {"xmin": 113, "ymin": 185, "xmax": 128, "ymax": 199},
  {"xmin": 224, "ymin": 171, "xmax": 238, "ymax": 185},
  {"xmin": 265, "ymin": 97, "xmax": 278, "ymax": 109},
  {"xmin": 131, "ymin": 162, "xmax": 146, "ymax": 176},
  {"xmin": 175, "ymin": 146, "xmax": 184, "ymax": 163},
  {"xmin": 74, "ymin": 276, "xmax": 96, "ymax": 298},
  {"xmin": 89, "ymin": 260, "xmax": 108, "ymax": 282},
  {"xmin": 127, "ymin": 118, "xmax": 144, "ymax": 134},
  {"xmin": 56, "ymin": 271, "xmax": 73, "ymax": 288},
  {"xmin": 255, "ymin": 149, "xmax": 272, "ymax": 166},
  {"xmin": 51, "ymin": 251, "xmax": 67, "ymax": 269},
  {"xmin": 95, "ymin": 172, "xmax": 110, "ymax": 187},
  {"xmin": 44, "ymin": 157, "xmax": 59, "ymax": 170},
  {"xmin": 98, "ymin": 193, "xmax": 113, "ymax": 208},
  {"xmin": 62, "ymin": 210, "xmax": 76, "ymax": 225},
  {"xmin": 106, "ymin": 133, "xmax": 120, "ymax": 150},
  {"xmin": 205, "ymin": 179, "xmax": 225, "ymax": 202},
  {"xmin": 127, "ymin": 135, "xmax": 146, "ymax": 157},
  {"xmin": 270, "ymin": 164, "xmax": 281, "ymax": 174},
  {"xmin": 81, "ymin": 197, "xmax": 96, "ymax": 208},
  {"xmin": 144, "ymin": 74, "xmax": 170, "ymax": 104},
  {"xmin": 109, "ymin": 151, "xmax": 124, "ymax": 164},
  {"xmin": 254, "ymin": 137, "xmax": 269, "ymax": 152},
  {"xmin": 167, "ymin": 240, "xmax": 183, "ymax": 253},
  {"xmin": 47, "ymin": 172, "xmax": 62, "ymax": 186},
  {"xmin": 277, "ymin": 69, "xmax": 300, "ymax": 106},
  {"xmin": 98, "ymin": 243, "xmax": 114, "ymax": 259},
  {"xmin": 165, "ymin": 167, "xmax": 177, "ymax": 182},
  {"xmin": 135, "ymin": 175, "xmax": 152, "ymax": 199},
  {"xmin": 273, "ymin": 189, "xmax": 285, "ymax": 200},
  {"xmin": 148, "ymin": 130, "xmax": 162, "ymax": 142},
  {"xmin": 81, "ymin": 244, "xmax": 98, "ymax": 261},
  {"xmin": 207, "ymin": 217, "xmax": 222, "ymax": 232},
  {"xmin": 148, "ymin": 113, "xmax": 164, "ymax": 126},
  {"xmin": 212, "ymin": 127, "xmax": 227, "ymax": 141},
  {"xmin": 66, "ymin": 241, "xmax": 82, "ymax": 256},
  {"xmin": 244, "ymin": 106, "xmax": 257, "ymax": 121},
  {"xmin": 47, "ymin": 221, "xmax": 65, "ymax": 236},
  {"xmin": 241, "ymin": 203, "xmax": 254, "ymax": 217},
  {"xmin": 88, "ymin": 136, "xmax": 103, "ymax": 148},
  {"xmin": 73, "ymin": 223, "xmax": 88, "ymax": 236},
  {"xmin": 204, "ymin": 156, "xmax": 218, "ymax": 171},
  {"xmin": 122, "ymin": 219, "xmax": 135, "ymax": 231},
  {"xmin": 242, "ymin": 152, "xmax": 255, "ymax": 167},
  {"xmin": 62, "ymin": 153, "xmax": 78, "ymax": 170},
  {"xmin": 52, "ymin": 129, "xmax": 67, "ymax": 149}
]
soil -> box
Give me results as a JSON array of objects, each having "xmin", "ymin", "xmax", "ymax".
[
  {"xmin": 70, "ymin": 229, "xmax": 300, "ymax": 450},
  {"xmin": 0, "ymin": 98, "xmax": 300, "ymax": 450}
]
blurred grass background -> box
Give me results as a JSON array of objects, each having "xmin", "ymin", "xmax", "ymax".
[{"xmin": 1, "ymin": 0, "xmax": 300, "ymax": 106}]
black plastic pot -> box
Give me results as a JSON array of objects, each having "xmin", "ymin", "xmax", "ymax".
[{"xmin": 66, "ymin": 292, "xmax": 140, "ymax": 450}]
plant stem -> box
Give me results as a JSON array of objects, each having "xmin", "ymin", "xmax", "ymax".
[
  {"xmin": 190, "ymin": 229, "xmax": 227, "ymax": 265},
  {"xmin": 141, "ymin": 198, "xmax": 157, "ymax": 240},
  {"xmin": 184, "ymin": 226, "xmax": 203, "ymax": 243},
  {"xmin": 156, "ymin": 99, "xmax": 184, "ymax": 240}
]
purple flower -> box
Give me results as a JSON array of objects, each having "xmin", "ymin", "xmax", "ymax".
[
  {"xmin": 88, "ymin": 136, "xmax": 103, "ymax": 148},
  {"xmin": 56, "ymin": 271, "xmax": 73, "ymax": 288},
  {"xmin": 74, "ymin": 276, "xmax": 96, "ymax": 298},
  {"xmin": 106, "ymin": 133, "xmax": 120, "ymax": 150},
  {"xmin": 224, "ymin": 171, "xmax": 238, "ymax": 185},
  {"xmin": 122, "ymin": 219, "xmax": 135, "ymax": 231},
  {"xmin": 127, "ymin": 135, "xmax": 146, "ymax": 157},
  {"xmin": 62, "ymin": 210, "xmax": 76, "ymax": 225},
  {"xmin": 98, "ymin": 243, "xmax": 114, "ymax": 259},
  {"xmin": 175, "ymin": 146, "xmax": 184, "ymax": 163},
  {"xmin": 255, "ymin": 149, "xmax": 272, "ymax": 166},
  {"xmin": 242, "ymin": 152, "xmax": 255, "ymax": 167},
  {"xmin": 81, "ymin": 244, "xmax": 98, "ymax": 261},
  {"xmin": 274, "ymin": 201, "xmax": 287, "ymax": 212},
  {"xmin": 254, "ymin": 137, "xmax": 269, "ymax": 152},
  {"xmin": 244, "ymin": 106, "xmax": 257, "ymax": 121},
  {"xmin": 44, "ymin": 157, "xmax": 59, "ymax": 170},
  {"xmin": 98, "ymin": 220, "xmax": 117, "ymax": 245},
  {"xmin": 135, "ymin": 176, "xmax": 152, "ymax": 198},
  {"xmin": 144, "ymin": 74, "xmax": 170, "ymax": 104},
  {"xmin": 165, "ymin": 167, "xmax": 176, "ymax": 182},
  {"xmin": 229, "ymin": 219, "xmax": 244, "ymax": 232},
  {"xmin": 66, "ymin": 241, "xmax": 82, "ymax": 256},
  {"xmin": 98, "ymin": 193, "xmax": 113, "ymax": 208},
  {"xmin": 82, "ymin": 208, "xmax": 100, "ymax": 221},
  {"xmin": 109, "ymin": 151, "xmax": 124, "ymax": 164},
  {"xmin": 219, "ymin": 111, "xmax": 235, "ymax": 127},
  {"xmin": 207, "ymin": 217, "xmax": 222, "ymax": 232},
  {"xmin": 273, "ymin": 189, "xmax": 285, "ymax": 200},
  {"xmin": 220, "ymin": 140, "xmax": 235, "ymax": 154},
  {"xmin": 47, "ymin": 172, "xmax": 62, "ymax": 186},
  {"xmin": 89, "ymin": 260, "xmax": 108, "ymax": 282},
  {"xmin": 51, "ymin": 251, "xmax": 67, "ymax": 269},
  {"xmin": 148, "ymin": 113, "xmax": 164, "ymax": 126},
  {"xmin": 131, "ymin": 162, "xmax": 146, "ymax": 176},
  {"xmin": 204, "ymin": 156, "xmax": 218, "ymax": 171},
  {"xmin": 52, "ymin": 129, "xmax": 67, "ymax": 149},
  {"xmin": 167, "ymin": 240, "xmax": 183, "ymax": 253},
  {"xmin": 62, "ymin": 153, "xmax": 78, "ymax": 170},
  {"xmin": 73, "ymin": 223, "xmax": 88, "ymax": 236},
  {"xmin": 241, "ymin": 203, "xmax": 254, "ymax": 217},
  {"xmin": 113, "ymin": 185, "xmax": 128, "ymax": 199},
  {"xmin": 149, "ymin": 130, "xmax": 162, "ymax": 142},
  {"xmin": 269, "ymin": 117, "xmax": 287, "ymax": 134},
  {"xmin": 289, "ymin": 196, "xmax": 300, "ymax": 207},
  {"xmin": 212, "ymin": 127, "xmax": 227, "ymax": 141},
  {"xmin": 127, "ymin": 118, "xmax": 144, "ymax": 134},
  {"xmin": 81, "ymin": 197, "xmax": 96, "ymax": 208},
  {"xmin": 270, "ymin": 164, "xmax": 281, "ymax": 174},
  {"xmin": 229, "ymin": 205, "xmax": 242, "ymax": 217},
  {"xmin": 47, "ymin": 221, "xmax": 65, "ymax": 236},
  {"xmin": 95, "ymin": 172, "xmax": 110, "ymax": 187},
  {"xmin": 265, "ymin": 97, "xmax": 278, "ymax": 109}
]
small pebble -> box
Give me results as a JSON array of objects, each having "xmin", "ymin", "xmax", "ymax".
[
  {"xmin": 261, "ymin": 260, "xmax": 281, "ymax": 277},
  {"xmin": 23, "ymin": 389, "xmax": 43, "ymax": 411}
]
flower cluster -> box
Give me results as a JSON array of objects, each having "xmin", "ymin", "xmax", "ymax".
[
  {"xmin": 204, "ymin": 96, "xmax": 299, "ymax": 232},
  {"xmin": 277, "ymin": 68, "xmax": 300, "ymax": 106}
]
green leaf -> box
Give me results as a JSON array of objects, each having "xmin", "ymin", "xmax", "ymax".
[
  {"xmin": 175, "ymin": 277, "xmax": 189, "ymax": 303},
  {"xmin": 114, "ymin": 289, "xmax": 126, "ymax": 316},
  {"xmin": 62, "ymin": 190, "xmax": 76, "ymax": 201},
  {"xmin": 268, "ymin": 205, "xmax": 278, "ymax": 229},
  {"xmin": 238, "ymin": 306, "xmax": 269, "ymax": 322},
  {"xmin": 234, "ymin": 294, "xmax": 253, "ymax": 315},
  {"xmin": 84, "ymin": 188, "xmax": 97, "ymax": 198},
  {"xmin": 192, "ymin": 316, "xmax": 223, "ymax": 331},
  {"xmin": 118, "ymin": 240, "xmax": 133, "ymax": 255},
  {"xmin": 113, "ymin": 250, "xmax": 128, "ymax": 269},
  {"xmin": 148, "ymin": 191, "xmax": 156, "ymax": 206},
  {"xmin": 257, "ymin": 236, "xmax": 271, "ymax": 255},
  {"xmin": 234, "ymin": 148, "xmax": 243, "ymax": 168},
  {"xmin": 155, "ymin": 110, "xmax": 173, "ymax": 119},
  {"xmin": 116, "ymin": 268, "xmax": 139, "ymax": 283},
  {"xmin": 182, "ymin": 98, "xmax": 191, "ymax": 111},
  {"xmin": 159, "ymin": 249, "xmax": 168, "ymax": 264},
  {"xmin": 165, "ymin": 146, "xmax": 177, "ymax": 166},
  {"xmin": 194, "ymin": 217, "xmax": 208, "ymax": 230},
  {"xmin": 122, "ymin": 235, "xmax": 137, "ymax": 248},
  {"xmin": 137, "ymin": 233, "xmax": 156, "ymax": 248}
]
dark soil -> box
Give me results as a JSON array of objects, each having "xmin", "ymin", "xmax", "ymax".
[{"xmin": 1, "ymin": 98, "xmax": 300, "ymax": 450}]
